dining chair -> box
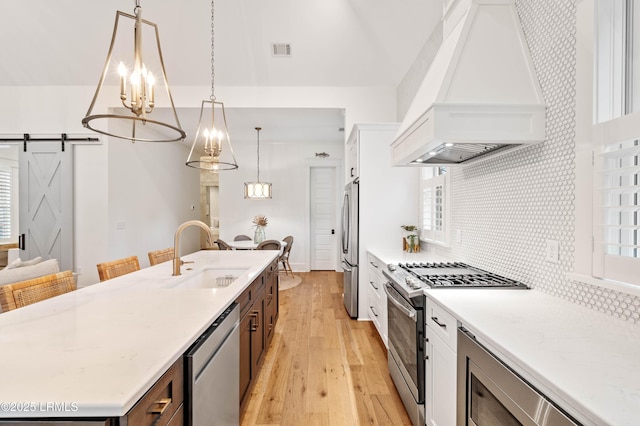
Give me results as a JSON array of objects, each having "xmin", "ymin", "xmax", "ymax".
[
  {"xmin": 256, "ymin": 240, "xmax": 281, "ymax": 251},
  {"xmin": 0, "ymin": 270, "xmax": 76, "ymax": 312},
  {"xmin": 233, "ymin": 234, "xmax": 252, "ymax": 241},
  {"xmin": 215, "ymin": 239, "xmax": 233, "ymax": 251},
  {"xmin": 148, "ymin": 248, "xmax": 174, "ymax": 266},
  {"xmin": 96, "ymin": 256, "xmax": 140, "ymax": 282},
  {"xmin": 279, "ymin": 236, "xmax": 294, "ymax": 275}
]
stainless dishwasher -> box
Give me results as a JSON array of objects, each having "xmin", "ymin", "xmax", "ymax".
[{"xmin": 185, "ymin": 302, "xmax": 240, "ymax": 426}]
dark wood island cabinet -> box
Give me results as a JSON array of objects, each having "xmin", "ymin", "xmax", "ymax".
[{"xmin": 237, "ymin": 258, "xmax": 279, "ymax": 416}]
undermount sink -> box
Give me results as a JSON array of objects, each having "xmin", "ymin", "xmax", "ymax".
[{"xmin": 164, "ymin": 267, "xmax": 250, "ymax": 289}]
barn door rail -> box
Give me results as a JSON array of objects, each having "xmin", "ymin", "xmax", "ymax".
[{"xmin": 0, "ymin": 133, "xmax": 100, "ymax": 152}]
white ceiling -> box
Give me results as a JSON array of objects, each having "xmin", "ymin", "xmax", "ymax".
[{"xmin": 0, "ymin": 0, "xmax": 442, "ymax": 143}]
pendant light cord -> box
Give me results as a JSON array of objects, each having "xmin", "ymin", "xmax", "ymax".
[
  {"xmin": 256, "ymin": 127, "xmax": 261, "ymax": 181},
  {"xmin": 210, "ymin": 0, "xmax": 216, "ymax": 101}
]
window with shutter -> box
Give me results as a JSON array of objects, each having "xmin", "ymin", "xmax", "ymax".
[
  {"xmin": 419, "ymin": 167, "xmax": 449, "ymax": 245},
  {"xmin": 594, "ymin": 114, "xmax": 640, "ymax": 284},
  {"xmin": 594, "ymin": 0, "xmax": 640, "ymax": 285}
]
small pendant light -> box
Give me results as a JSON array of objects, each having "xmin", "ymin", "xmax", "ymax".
[
  {"xmin": 82, "ymin": 0, "xmax": 186, "ymax": 142},
  {"xmin": 244, "ymin": 127, "xmax": 272, "ymax": 199},
  {"xmin": 185, "ymin": 0, "xmax": 238, "ymax": 172}
]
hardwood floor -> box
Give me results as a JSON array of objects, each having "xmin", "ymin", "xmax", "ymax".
[{"xmin": 241, "ymin": 271, "xmax": 412, "ymax": 426}]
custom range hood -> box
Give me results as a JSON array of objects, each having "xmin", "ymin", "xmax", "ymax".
[{"xmin": 391, "ymin": 0, "xmax": 546, "ymax": 166}]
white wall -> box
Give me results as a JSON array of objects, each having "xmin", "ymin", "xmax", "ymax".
[
  {"xmin": 218, "ymin": 138, "xmax": 344, "ymax": 271},
  {"xmin": 172, "ymin": 86, "xmax": 398, "ymax": 139},
  {"xmin": 0, "ymin": 86, "xmax": 201, "ymax": 286},
  {"xmin": 0, "ymin": 84, "xmax": 397, "ymax": 285}
]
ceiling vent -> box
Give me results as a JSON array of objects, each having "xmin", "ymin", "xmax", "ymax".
[{"xmin": 271, "ymin": 43, "xmax": 292, "ymax": 57}]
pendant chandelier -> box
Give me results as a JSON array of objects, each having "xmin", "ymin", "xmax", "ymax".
[
  {"xmin": 185, "ymin": 0, "xmax": 238, "ymax": 172},
  {"xmin": 244, "ymin": 127, "xmax": 272, "ymax": 199},
  {"xmin": 82, "ymin": 0, "xmax": 186, "ymax": 142}
]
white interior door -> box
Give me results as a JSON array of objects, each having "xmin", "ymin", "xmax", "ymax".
[
  {"xmin": 310, "ymin": 167, "xmax": 336, "ymax": 270},
  {"xmin": 19, "ymin": 142, "xmax": 73, "ymax": 271}
]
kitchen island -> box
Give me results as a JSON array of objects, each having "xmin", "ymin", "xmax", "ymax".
[{"xmin": 0, "ymin": 249, "xmax": 278, "ymax": 420}]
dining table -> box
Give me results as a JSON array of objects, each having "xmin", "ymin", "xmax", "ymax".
[{"xmin": 227, "ymin": 240, "xmax": 288, "ymax": 251}]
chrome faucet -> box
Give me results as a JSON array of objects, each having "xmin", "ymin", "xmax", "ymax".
[{"xmin": 173, "ymin": 220, "xmax": 214, "ymax": 276}]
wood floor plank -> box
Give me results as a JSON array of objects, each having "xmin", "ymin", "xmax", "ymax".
[
  {"xmin": 305, "ymin": 336, "xmax": 329, "ymax": 414},
  {"xmin": 370, "ymin": 394, "xmax": 414, "ymax": 426},
  {"xmin": 253, "ymin": 334, "xmax": 292, "ymax": 424},
  {"xmin": 325, "ymin": 347, "xmax": 360, "ymax": 425},
  {"xmin": 242, "ymin": 271, "xmax": 412, "ymax": 426}
]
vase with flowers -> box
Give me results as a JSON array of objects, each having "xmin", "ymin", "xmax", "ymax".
[{"xmin": 252, "ymin": 215, "xmax": 268, "ymax": 243}]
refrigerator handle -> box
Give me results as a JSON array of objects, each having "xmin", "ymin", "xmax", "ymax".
[
  {"xmin": 341, "ymin": 192, "xmax": 349, "ymax": 254},
  {"xmin": 341, "ymin": 260, "xmax": 352, "ymax": 272}
]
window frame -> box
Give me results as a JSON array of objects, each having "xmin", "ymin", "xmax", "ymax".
[
  {"xmin": 593, "ymin": 0, "xmax": 640, "ymax": 286},
  {"xmin": 418, "ymin": 167, "xmax": 450, "ymax": 247}
]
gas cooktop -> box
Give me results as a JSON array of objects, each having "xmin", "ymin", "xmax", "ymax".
[{"xmin": 383, "ymin": 261, "xmax": 528, "ymax": 299}]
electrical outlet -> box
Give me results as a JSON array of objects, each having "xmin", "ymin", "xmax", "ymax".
[
  {"xmin": 116, "ymin": 221, "xmax": 126, "ymax": 230},
  {"xmin": 545, "ymin": 239, "xmax": 559, "ymax": 263}
]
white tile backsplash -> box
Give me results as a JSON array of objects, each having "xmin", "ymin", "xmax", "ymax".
[{"xmin": 433, "ymin": 0, "xmax": 640, "ymax": 324}]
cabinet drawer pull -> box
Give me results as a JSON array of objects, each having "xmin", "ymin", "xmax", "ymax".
[
  {"xmin": 369, "ymin": 280, "xmax": 378, "ymax": 290},
  {"xmin": 370, "ymin": 306, "xmax": 378, "ymax": 317},
  {"xmin": 369, "ymin": 261, "xmax": 379, "ymax": 268},
  {"xmin": 148, "ymin": 397, "xmax": 171, "ymax": 416},
  {"xmin": 250, "ymin": 311, "xmax": 260, "ymax": 331},
  {"xmin": 431, "ymin": 316, "xmax": 447, "ymax": 329}
]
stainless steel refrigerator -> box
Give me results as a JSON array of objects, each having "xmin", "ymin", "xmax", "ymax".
[{"xmin": 341, "ymin": 179, "xmax": 359, "ymax": 318}]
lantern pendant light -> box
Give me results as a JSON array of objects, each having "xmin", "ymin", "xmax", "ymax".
[
  {"xmin": 185, "ymin": 0, "xmax": 238, "ymax": 172},
  {"xmin": 82, "ymin": 0, "xmax": 186, "ymax": 142},
  {"xmin": 244, "ymin": 127, "xmax": 272, "ymax": 199}
]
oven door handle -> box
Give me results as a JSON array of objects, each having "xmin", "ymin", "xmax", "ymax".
[{"xmin": 384, "ymin": 283, "xmax": 417, "ymax": 322}]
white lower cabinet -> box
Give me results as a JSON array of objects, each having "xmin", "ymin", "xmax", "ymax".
[
  {"xmin": 425, "ymin": 297, "xmax": 457, "ymax": 426},
  {"xmin": 367, "ymin": 252, "xmax": 387, "ymax": 346},
  {"xmin": 425, "ymin": 327, "xmax": 456, "ymax": 426}
]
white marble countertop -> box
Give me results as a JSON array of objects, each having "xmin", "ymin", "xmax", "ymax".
[
  {"xmin": 0, "ymin": 249, "xmax": 278, "ymax": 419},
  {"xmin": 426, "ymin": 289, "xmax": 640, "ymax": 426}
]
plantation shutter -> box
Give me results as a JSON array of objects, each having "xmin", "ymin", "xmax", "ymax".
[
  {"xmin": 0, "ymin": 166, "xmax": 12, "ymax": 240},
  {"xmin": 601, "ymin": 139, "xmax": 640, "ymax": 259},
  {"xmin": 594, "ymin": 112, "xmax": 640, "ymax": 285}
]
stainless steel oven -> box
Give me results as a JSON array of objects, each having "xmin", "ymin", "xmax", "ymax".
[
  {"xmin": 457, "ymin": 328, "xmax": 580, "ymax": 426},
  {"xmin": 383, "ymin": 262, "xmax": 528, "ymax": 426},
  {"xmin": 383, "ymin": 282, "xmax": 425, "ymax": 426}
]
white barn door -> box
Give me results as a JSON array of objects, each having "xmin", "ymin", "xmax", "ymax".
[
  {"xmin": 310, "ymin": 167, "xmax": 336, "ymax": 270},
  {"xmin": 19, "ymin": 142, "xmax": 73, "ymax": 271}
]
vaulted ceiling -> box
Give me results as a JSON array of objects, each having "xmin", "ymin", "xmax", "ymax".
[
  {"xmin": 0, "ymin": 0, "xmax": 441, "ymax": 87},
  {"xmin": 0, "ymin": 1, "xmax": 442, "ymax": 145}
]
